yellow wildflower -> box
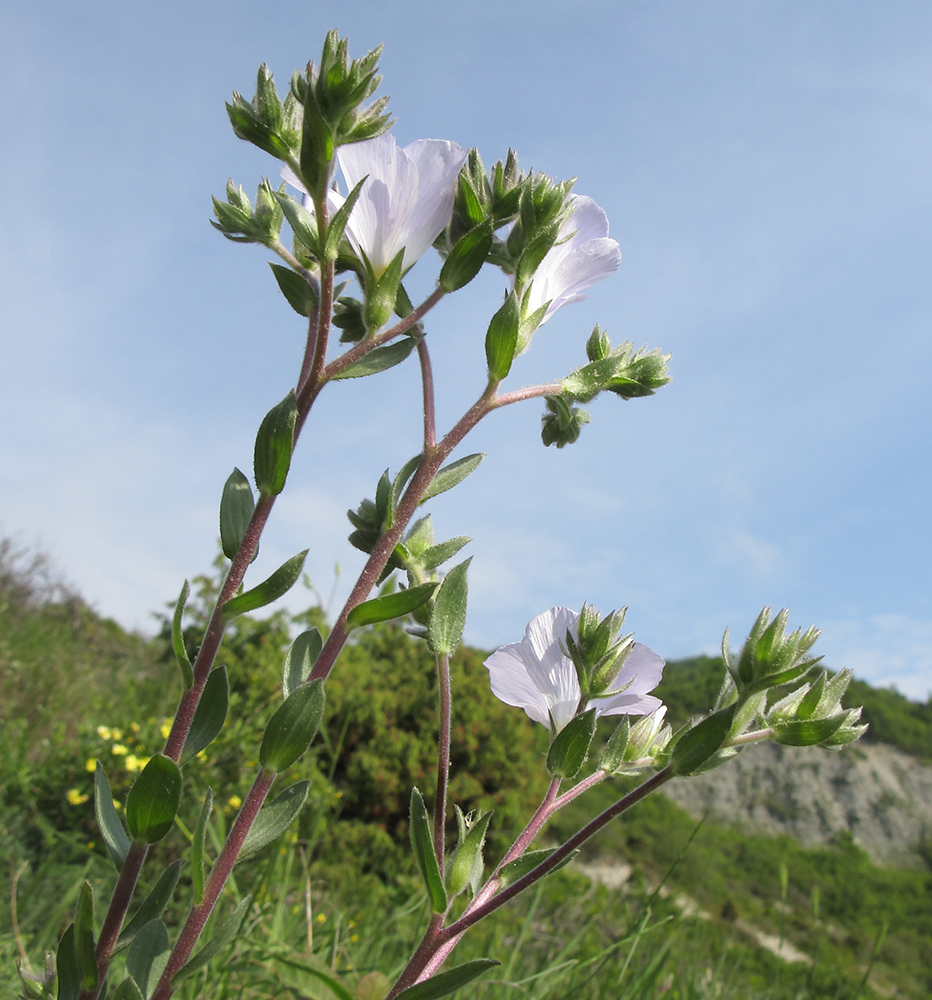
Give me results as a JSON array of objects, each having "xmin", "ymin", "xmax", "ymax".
[
  {"xmin": 228, "ymin": 795, "xmax": 243, "ymax": 810},
  {"xmin": 111, "ymin": 744, "xmax": 129, "ymax": 756},
  {"xmin": 67, "ymin": 789, "xmax": 89, "ymax": 806},
  {"xmin": 125, "ymin": 755, "xmax": 150, "ymax": 773},
  {"xmin": 85, "ymin": 758, "xmax": 97, "ymax": 773},
  {"xmin": 97, "ymin": 725, "xmax": 112, "ymax": 740},
  {"xmin": 160, "ymin": 720, "xmax": 172, "ymax": 740}
]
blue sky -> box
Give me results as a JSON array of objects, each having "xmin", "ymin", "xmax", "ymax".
[{"xmin": 2, "ymin": 0, "xmax": 930, "ymax": 699}]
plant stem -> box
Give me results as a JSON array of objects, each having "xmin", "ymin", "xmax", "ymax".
[{"xmin": 433, "ymin": 653, "xmax": 452, "ymax": 868}]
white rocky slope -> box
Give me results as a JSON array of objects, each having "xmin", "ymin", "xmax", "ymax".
[{"xmin": 660, "ymin": 741, "xmax": 932, "ymax": 866}]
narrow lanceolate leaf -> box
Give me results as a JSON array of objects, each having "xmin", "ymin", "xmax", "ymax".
[
  {"xmin": 269, "ymin": 262, "xmax": 318, "ymax": 317},
  {"xmin": 171, "ymin": 580, "xmax": 193, "ymax": 691},
  {"xmin": 420, "ymin": 453, "xmax": 485, "ymax": 503},
  {"xmin": 56, "ymin": 925, "xmax": 80, "ymax": 1000},
  {"xmin": 394, "ymin": 959, "xmax": 501, "ymax": 1000},
  {"xmin": 497, "ymin": 847, "xmax": 580, "ymax": 889},
  {"xmin": 110, "ymin": 977, "xmax": 145, "ymax": 1000},
  {"xmin": 331, "ymin": 335, "xmax": 419, "ymax": 380},
  {"xmin": 322, "ymin": 176, "xmax": 366, "ymax": 261},
  {"xmin": 274, "ymin": 191, "xmax": 320, "ymax": 256},
  {"xmin": 192, "ymin": 790, "xmax": 212, "ymax": 904},
  {"xmin": 126, "ymin": 755, "xmax": 183, "ymax": 844},
  {"xmin": 239, "ymin": 781, "xmax": 310, "ymax": 861},
  {"xmin": 409, "ymin": 788, "xmax": 447, "ymax": 913},
  {"xmin": 547, "ymin": 709, "xmax": 597, "ymax": 779},
  {"xmin": 174, "ymin": 895, "xmax": 252, "ymax": 982},
  {"xmin": 74, "ymin": 882, "xmax": 98, "ymax": 991},
  {"xmin": 485, "ymin": 291, "xmax": 520, "ymax": 381},
  {"xmin": 773, "ymin": 715, "xmax": 846, "ymax": 747},
  {"xmin": 259, "ymin": 680, "xmax": 325, "ymax": 773},
  {"xmin": 421, "ymin": 535, "xmax": 471, "ymax": 571},
  {"xmin": 669, "ymin": 705, "xmax": 737, "ymax": 777},
  {"xmin": 346, "ymin": 582, "xmax": 438, "ymax": 629},
  {"xmin": 221, "ymin": 549, "xmax": 308, "ymax": 619},
  {"xmin": 95, "ymin": 762, "xmax": 130, "ymax": 869},
  {"xmin": 254, "ymin": 390, "xmax": 298, "ymax": 496},
  {"xmin": 428, "ymin": 558, "xmax": 471, "ymax": 657},
  {"xmin": 219, "ymin": 468, "xmax": 256, "ymax": 561},
  {"xmin": 126, "ymin": 919, "xmax": 170, "ymax": 998},
  {"xmin": 180, "ymin": 667, "xmax": 229, "ymax": 765},
  {"xmin": 282, "ymin": 627, "xmax": 323, "ymax": 698},
  {"xmin": 119, "ymin": 860, "xmax": 186, "ymax": 945}
]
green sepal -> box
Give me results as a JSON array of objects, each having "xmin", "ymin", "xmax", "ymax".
[
  {"xmin": 274, "ymin": 191, "xmax": 320, "ymax": 257},
  {"xmin": 110, "ymin": 977, "xmax": 145, "ymax": 1000},
  {"xmin": 125, "ymin": 919, "xmax": 170, "ymax": 999},
  {"xmin": 599, "ymin": 717, "xmax": 630, "ymax": 774},
  {"xmin": 394, "ymin": 959, "xmax": 501, "ymax": 1000},
  {"xmin": 73, "ymin": 882, "xmax": 97, "ymax": 991},
  {"xmin": 446, "ymin": 809, "xmax": 491, "ymax": 898},
  {"xmin": 346, "ymin": 582, "xmax": 438, "ymax": 629},
  {"xmin": 439, "ymin": 218, "xmax": 493, "ymax": 292},
  {"xmin": 541, "ymin": 396, "xmax": 590, "ymax": 448},
  {"xmin": 221, "ymin": 549, "xmax": 308, "ymax": 619},
  {"xmin": 427, "ymin": 558, "xmax": 471, "ymax": 657},
  {"xmin": 269, "ymin": 263, "xmax": 318, "ymax": 317},
  {"xmin": 119, "ymin": 860, "xmax": 186, "ymax": 946},
  {"xmin": 192, "ymin": 791, "xmax": 212, "ymax": 905},
  {"xmin": 171, "ymin": 580, "xmax": 194, "ymax": 691},
  {"xmin": 95, "ymin": 762, "xmax": 130, "ymax": 869},
  {"xmin": 332, "ymin": 335, "xmax": 419, "ymax": 380},
  {"xmin": 773, "ymin": 716, "xmax": 846, "ymax": 747},
  {"xmin": 669, "ymin": 705, "xmax": 736, "ymax": 777},
  {"xmin": 125, "ymin": 755, "xmax": 183, "ymax": 844},
  {"xmin": 365, "ymin": 248, "xmax": 406, "ymax": 332},
  {"xmin": 282, "ymin": 627, "xmax": 323, "ymax": 698},
  {"xmin": 546, "ymin": 708, "xmax": 597, "ymax": 778},
  {"xmin": 409, "ymin": 787, "xmax": 447, "ymax": 913},
  {"xmin": 56, "ymin": 925, "xmax": 80, "ymax": 1000},
  {"xmin": 180, "ymin": 667, "xmax": 229, "ymax": 765},
  {"xmin": 239, "ymin": 780, "xmax": 310, "ymax": 861},
  {"xmin": 259, "ymin": 680, "xmax": 325, "ymax": 773},
  {"xmin": 322, "ymin": 177, "xmax": 366, "ymax": 261},
  {"xmin": 795, "ymin": 671, "xmax": 827, "ymax": 721},
  {"xmin": 485, "ymin": 291, "xmax": 520, "ymax": 381},
  {"xmin": 219, "ymin": 468, "xmax": 256, "ymax": 561},
  {"xmin": 497, "ymin": 847, "xmax": 580, "ymax": 889},
  {"xmin": 174, "ymin": 895, "xmax": 252, "ymax": 983},
  {"xmin": 254, "ymin": 390, "xmax": 298, "ymax": 497},
  {"xmin": 420, "ymin": 453, "xmax": 485, "ymax": 503}
]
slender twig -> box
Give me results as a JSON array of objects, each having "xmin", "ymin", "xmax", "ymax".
[
  {"xmin": 418, "ymin": 338, "xmax": 437, "ymax": 451},
  {"xmin": 433, "ymin": 653, "xmax": 453, "ymax": 868}
]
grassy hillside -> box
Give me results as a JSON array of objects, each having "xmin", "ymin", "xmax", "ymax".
[{"xmin": 2, "ymin": 547, "xmax": 929, "ymax": 999}]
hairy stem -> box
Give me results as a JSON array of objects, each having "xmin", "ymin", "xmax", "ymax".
[{"xmin": 433, "ymin": 652, "xmax": 453, "ymax": 868}]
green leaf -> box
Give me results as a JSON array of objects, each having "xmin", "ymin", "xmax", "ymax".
[
  {"xmin": 56, "ymin": 925, "xmax": 80, "ymax": 1000},
  {"xmin": 259, "ymin": 680, "xmax": 325, "ymax": 773},
  {"xmin": 669, "ymin": 705, "xmax": 737, "ymax": 777},
  {"xmin": 497, "ymin": 847, "xmax": 579, "ymax": 889},
  {"xmin": 110, "ymin": 977, "xmax": 145, "ymax": 1000},
  {"xmin": 119, "ymin": 860, "xmax": 186, "ymax": 944},
  {"xmin": 409, "ymin": 788, "xmax": 447, "ymax": 913},
  {"xmin": 239, "ymin": 781, "xmax": 310, "ymax": 861},
  {"xmin": 171, "ymin": 580, "xmax": 193, "ymax": 691},
  {"xmin": 274, "ymin": 191, "xmax": 320, "ymax": 256},
  {"xmin": 332, "ymin": 336, "xmax": 419, "ymax": 380},
  {"xmin": 439, "ymin": 218, "xmax": 494, "ymax": 292},
  {"xmin": 174, "ymin": 895, "xmax": 252, "ymax": 983},
  {"xmin": 126, "ymin": 919, "xmax": 170, "ymax": 998},
  {"xmin": 599, "ymin": 717, "xmax": 630, "ymax": 774},
  {"xmin": 282, "ymin": 627, "xmax": 323, "ymax": 698},
  {"xmin": 773, "ymin": 715, "xmax": 846, "ymax": 747},
  {"xmin": 420, "ymin": 453, "xmax": 485, "ymax": 503},
  {"xmin": 221, "ymin": 549, "xmax": 308, "ymax": 619},
  {"xmin": 269, "ymin": 263, "xmax": 318, "ymax": 317},
  {"xmin": 421, "ymin": 535, "xmax": 471, "ymax": 572},
  {"xmin": 73, "ymin": 882, "xmax": 97, "ymax": 991},
  {"xmin": 322, "ymin": 176, "xmax": 366, "ymax": 261},
  {"xmin": 192, "ymin": 790, "xmax": 212, "ymax": 905},
  {"xmin": 446, "ymin": 809, "xmax": 491, "ymax": 898},
  {"xmin": 95, "ymin": 762, "xmax": 130, "ymax": 869},
  {"xmin": 126, "ymin": 755, "xmax": 183, "ymax": 844},
  {"xmin": 254, "ymin": 390, "xmax": 298, "ymax": 496},
  {"xmin": 547, "ymin": 709, "xmax": 597, "ymax": 779},
  {"xmin": 485, "ymin": 291, "xmax": 520, "ymax": 381},
  {"xmin": 428, "ymin": 559, "xmax": 471, "ymax": 657},
  {"xmin": 346, "ymin": 582, "xmax": 438, "ymax": 629},
  {"xmin": 219, "ymin": 468, "xmax": 256, "ymax": 561},
  {"xmin": 180, "ymin": 667, "xmax": 229, "ymax": 765},
  {"xmin": 394, "ymin": 959, "xmax": 501, "ymax": 1000}
]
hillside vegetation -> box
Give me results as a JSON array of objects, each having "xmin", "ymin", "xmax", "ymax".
[{"xmin": 2, "ymin": 545, "xmax": 929, "ymax": 999}]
